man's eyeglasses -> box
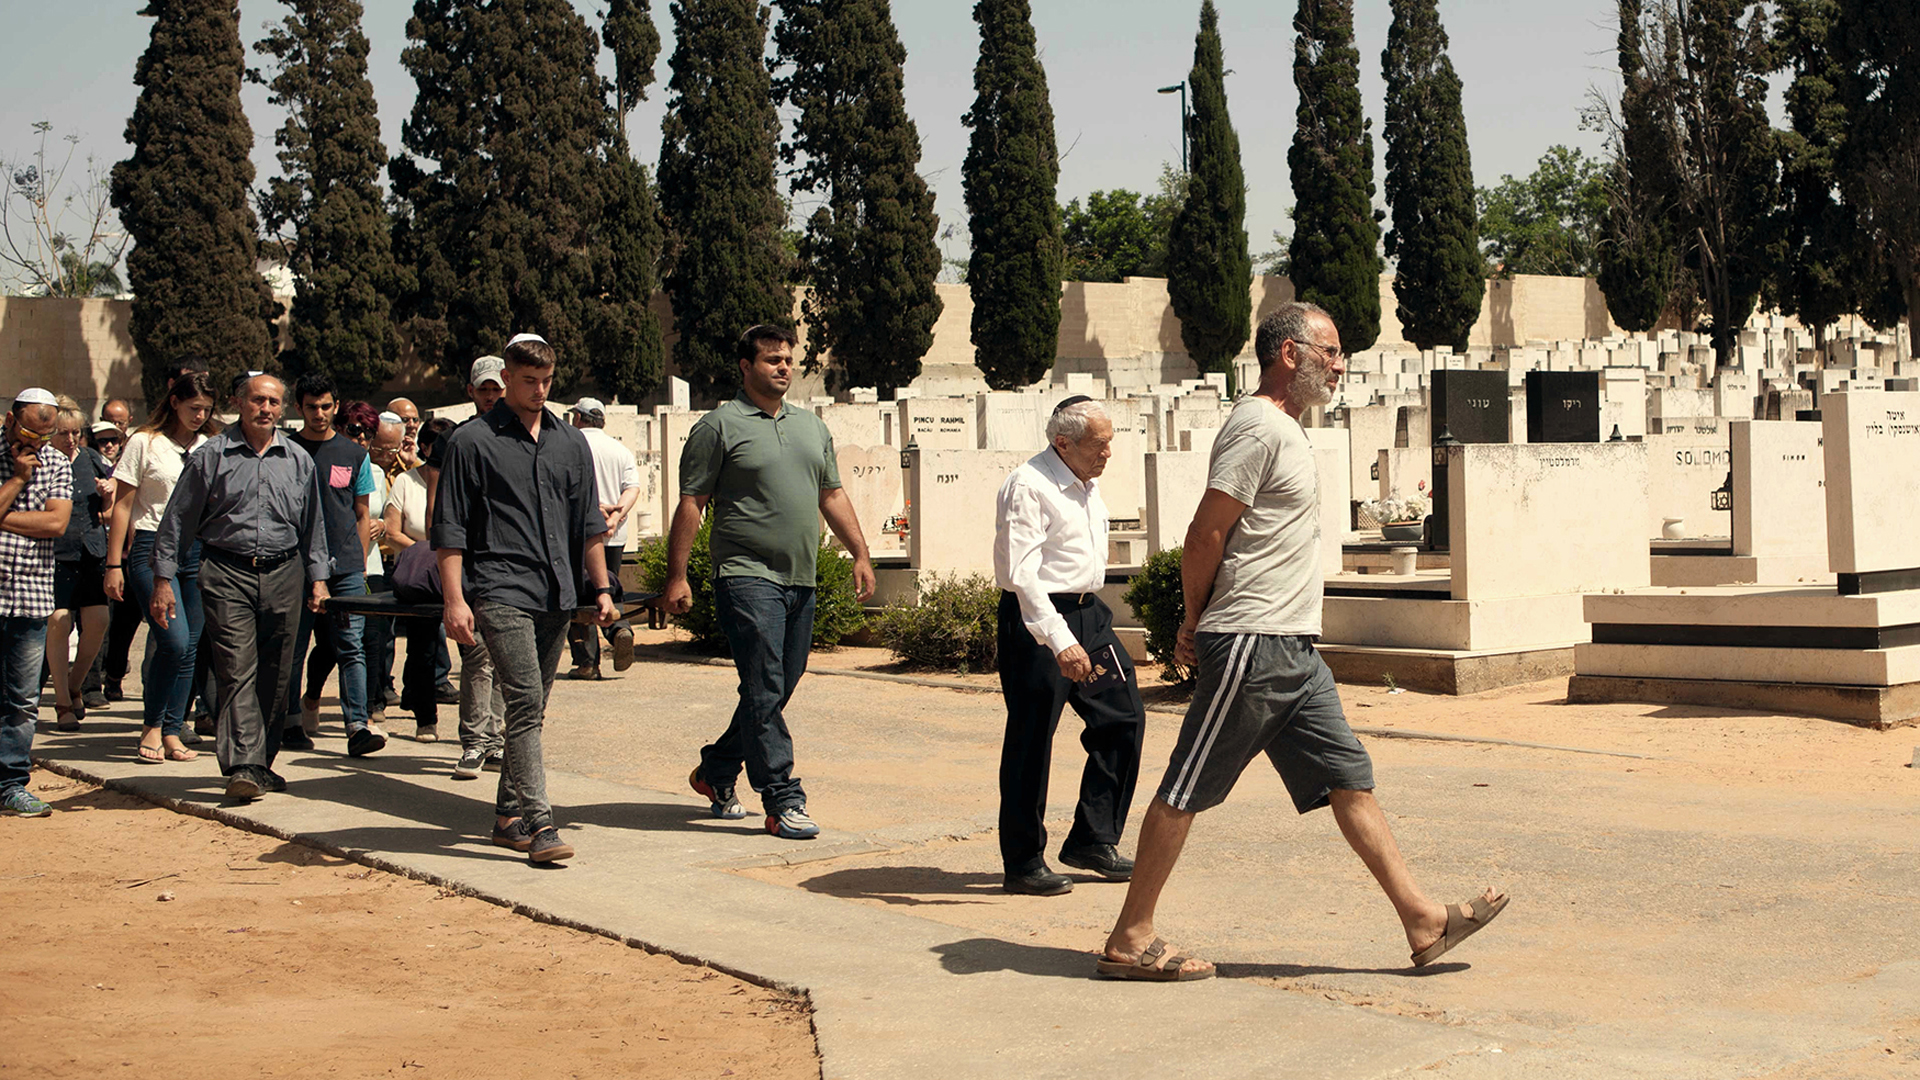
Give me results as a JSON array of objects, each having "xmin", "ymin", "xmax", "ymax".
[{"xmin": 1289, "ymin": 339, "xmax": 1345, "ymax": 364}]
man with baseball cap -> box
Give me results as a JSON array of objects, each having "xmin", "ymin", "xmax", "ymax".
[
  {"xmin": 1, "ymin": 388, "xmax": 74, "ymax": 817},
  {"xmin": 566, "ymin": 397, "xmax": 641, "ymax": 679}
]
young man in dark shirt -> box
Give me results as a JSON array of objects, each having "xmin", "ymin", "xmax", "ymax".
[
  {"xmin": 281, "ymin": 373, "xmax": 380, "ymax": 757},
  {"xmin": 434, "ymin": 334, "xmax": 616, "ymax": 864}
]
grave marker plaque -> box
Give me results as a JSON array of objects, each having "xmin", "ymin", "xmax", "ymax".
[
  {"xmin": 1428, "ymin": 370, "xmax": 1509, "ymax": 549},
  {"xmin": 1525, "ymin": 370, "xmax": 1602, "ymax": 443}
]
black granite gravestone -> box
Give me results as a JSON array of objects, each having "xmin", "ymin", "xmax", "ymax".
[
  {"xmin": 1525, "ymin": 370, "xmax": 1602, "ymax": 443},
  {"xmin": 1428, "ymin": 370, "xmax": 1509, "ymax": 550}
]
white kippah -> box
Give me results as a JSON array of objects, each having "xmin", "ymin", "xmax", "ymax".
[
  {"xmin": 12, "ymin": 387, "xmax": 56, "ymax": 407},
  {"xmin": 506, "ymin": 332, "xmax": 548, "ymax": 347},
  {"xmin": 379, "ymin": 411, "xmax": 404, "ymax": 425}
]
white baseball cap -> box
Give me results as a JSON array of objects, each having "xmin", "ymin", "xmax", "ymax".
[
  {"xmin": 469, "ymin": 355, "xmax": 506, "ymax": 388},
  {"xmin": 568, "ymin": 397, "xmax": 606, "ymax": 419}
]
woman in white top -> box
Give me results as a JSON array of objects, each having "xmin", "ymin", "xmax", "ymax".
[{"xmin": 104, "ymin": 372, "xmax": 220, "ymax": 764}]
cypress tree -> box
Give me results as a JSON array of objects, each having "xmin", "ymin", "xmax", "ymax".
[
  {"xmin": 1288, "ymin": 0, "xmax": 1383, "ymax": 354},
  {"xmin": 1596, "ymin": 0, "xmax": 1679, "ymax": 334},
  {"xmin": 1166, "ymin": 1, "xmax": 1251, "ymax": 384},
  {"xmin": 597, "ymin": 0, "xmax": 667, "ymax": 403},
  {"xmin": 772, "ymin": 0, "xmax": 944, "ymax": 398},
  {"xmin": 253, "ymin": 0, "xmax": 408, "ymax": 399},
  {"xmin": 1834, "ymin": 0, "xmax": 1920, "ymax": 355},
  {"xmin": 1381, "ymin": 0, "xmax": 1482, "ymax": 351},
  {"xmin": 111, "ymin": 0, "xmax": 276, "ymax": 404},
  {"xmin": 1774, "ymin": 0, "xmax": 1864, "ymax": 343},
  {"xmin": 962, "ymin": 0, "xmax": 1063, "ymax": 391},
  {"xmin": 658, "ymin": 0, "xmax": 795, "ymax": 400},
  {"xmin": 392, "ymin": 0, "xmax": 642, "ymax": 391}
]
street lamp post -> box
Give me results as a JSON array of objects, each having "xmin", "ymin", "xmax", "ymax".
[{"xmin": 1157, "ymin": 81, "xmax": 1187, "ymax": 173}]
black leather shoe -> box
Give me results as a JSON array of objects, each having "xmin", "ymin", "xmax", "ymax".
[
  {"xmin": 263, "ymin": 770, "xmax": 288, "ymax": 794},
  {"xmin": 1003, "ymin": 865, "xmax": 1073, "ymax": 896},
  {"xmin": 347, "ymin": 728, "xmax": 387, "ymax": 758},
  {"xmin": 280, "ymin": 727, "xmax": 315, "ymax": 752},
  {"xmin": 225, "ymin": 772, "xmax": 262, "ymax": 801},
  {"xmin": 1059, "ymin": 843, "xmax": 1134, "ymax": 881}
]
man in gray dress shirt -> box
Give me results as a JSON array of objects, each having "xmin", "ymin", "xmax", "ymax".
[{"xmin": 153, "ymin": 375, "xmax": 331, "ymax": 800}]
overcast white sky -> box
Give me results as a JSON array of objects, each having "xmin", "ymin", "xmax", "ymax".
[{"xmin": 5, "ymin": 0, "xmax": 1632, "ymax": 267}]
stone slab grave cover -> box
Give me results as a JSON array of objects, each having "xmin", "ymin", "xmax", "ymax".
[
  {"xmin": 906, "ymin": 447, "xmax": 1035, "ymax": 575},
  {"xmin": 1428, "ymin": 369, "xmax": 1509, "ymax": 549},
  {"xmin": 898, "ymin": 398, "xmax": 974, "ymax": 450},
  {"xmin": 832, "ymin": 444, "xmax": 906, "ymax": 555},
  {"xmin": 1644, "ymin": 419, "xmax": 1732, "ymax": 539},
  {"xmin": 1824, "ymin": 390, "xmax": 1920, "ymax": 581},
  {"xmin": 1525, "ymin": 370, "xmax": 1601, "ymax": 443}
]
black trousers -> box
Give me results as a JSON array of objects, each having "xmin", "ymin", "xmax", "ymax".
[
  {"xmin": 995, "ymin": 590, "xmax": 1145, "ymax": 873},
  {"xmin": 200, "ymin": 556, "xmax": 303, "ymax": 777}
]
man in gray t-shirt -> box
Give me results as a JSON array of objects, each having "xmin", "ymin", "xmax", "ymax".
[{"xmin": 1096, "ymin": 302, "xmax": 1508, "ymax": 983}]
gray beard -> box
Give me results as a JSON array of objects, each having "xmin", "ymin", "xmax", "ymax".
[{"xmin": 1287, "ymin": 359, "xmax": 1334, "ymax": 408}]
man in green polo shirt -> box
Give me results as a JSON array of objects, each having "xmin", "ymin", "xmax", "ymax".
[{"xmin": 666, "ymin": 324, "xmax": 876, "ymax": 840}]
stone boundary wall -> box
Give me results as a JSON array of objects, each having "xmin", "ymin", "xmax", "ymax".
[{"xmin": 3, "ymin": 272, "xmax": 1627, "ymax": 413}]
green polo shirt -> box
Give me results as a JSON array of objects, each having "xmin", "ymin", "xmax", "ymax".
[{"xmin": 679, "ymin": 393, "xmax": 842, "ymax": 586}]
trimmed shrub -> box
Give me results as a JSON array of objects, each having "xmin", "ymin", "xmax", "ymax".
[
  {"xmin": 1122, "ymin": 546, "xmax": 1189, "ymax": 682},
  {"xmin": 874, "ymin": 573, "xmax": 1000, "ymax": 675},
  {"xmin": 637, "ymin": 512, "xmax": 866, "ymax": 653}
]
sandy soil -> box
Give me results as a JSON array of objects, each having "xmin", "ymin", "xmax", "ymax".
[{"xmin": 1, "ymin": 772, "xmax": 818, "ymax": 1080}]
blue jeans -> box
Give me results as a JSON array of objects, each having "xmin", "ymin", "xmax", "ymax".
[
  {"xmin": 702, "ymin": 577, "xmax": 814, "ymax": 814},
  {"xmin": 285, "ymin": 570, "xmax": 369, "ymax": 732},
  {"xmin": 127, "ymin": 530, "xmax": 201, "ymax": 736},
  {"xmin": 1, "ymin": 615, "xmax": 48, "ymax": 795}
]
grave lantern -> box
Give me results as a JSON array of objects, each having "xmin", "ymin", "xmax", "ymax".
[
  {"xmin": 900, "ymin": 438, "xmax": 917, "ymax": 471},
  {"xmin": 1709, "ymin": 471, "xmax": 1732, "ymax": 512}
]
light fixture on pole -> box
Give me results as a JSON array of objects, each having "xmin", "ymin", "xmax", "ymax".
[{"xmin": 1157, "ymin": 82, "xmax": 1188, "ymax": 173}]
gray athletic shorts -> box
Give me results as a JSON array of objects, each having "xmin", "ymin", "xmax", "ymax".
[{"xmin": 1157, "ymin": 632, "xmax": 1374, "ymax": 814}]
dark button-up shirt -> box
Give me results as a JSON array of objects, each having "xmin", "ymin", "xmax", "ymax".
[
  {"xmin": 55, "ymin": 446, "xmax": 110, "ymax": 562},
  {"xmin": 432, "ymin": 400, "xmax": 606, "ymax": 612},
  {"xmin": 152, "ymin": 429, "xmax": 332, "ymax": 583}
]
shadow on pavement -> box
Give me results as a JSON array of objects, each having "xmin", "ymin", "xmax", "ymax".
[
  {"xmin": 930, "ymin": 937, "xmax": 1096, "ymax": 978},
  {"xmin": 1214, "ymin": 960, "xmax": 1467, "ymax": 980},
  {"xmin": 794, "ymin": 865, "xmax": 1006, "ymax": 906}
]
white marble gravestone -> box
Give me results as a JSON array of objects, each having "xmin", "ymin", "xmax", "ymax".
[{"xmin": 1823, "ymin": 391, "xmax": 1920, "ymax": 576}]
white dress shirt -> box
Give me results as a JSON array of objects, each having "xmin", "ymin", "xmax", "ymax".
[{"xmin": 993, "ymin": 447, "xmax": 1109, "ymax": 655}]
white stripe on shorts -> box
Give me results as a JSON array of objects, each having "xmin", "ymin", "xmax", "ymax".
[{"xmin": 1166, "ymin": 632, "xmax": 1255, "ymax": 809}]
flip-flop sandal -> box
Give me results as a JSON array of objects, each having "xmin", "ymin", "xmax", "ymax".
[
  {"xmin": 164, "ymin": 747, "xmax": 199, "ymax": 762},
  {"xmin": 1411, "ymin": 893, "xmax": 1510, "ymax": 967},
  {"xmin": 1095, "ymin": 937, "xmax": 1215, "ymax": 982},
  {"xmin": 136, "ymin": 743, "xmax": 165, "ymax": 765}
]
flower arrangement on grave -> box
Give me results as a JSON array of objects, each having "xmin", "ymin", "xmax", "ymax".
[{"xmin": 1360, "ymin": 495, "xmax": 1429, "ymax": 528}]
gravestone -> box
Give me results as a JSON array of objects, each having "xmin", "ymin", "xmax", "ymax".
[
  {"xmin": 898, "ymin": 399, "xmax": 975, "ymax": 450},
  {"xmin": 815, "ymin": 403, "xmax": 884, "ymax": 449},
  {"xmin": 1101, "ymin": 424, "xmax": 1147, "ymax": 523},
  {"xmin": 906, "ymin": 448, "xmax": 1035, "ymax": 575},
  {"xmin": 1144, "ymin": 451, "xmax": 1210, "ymax": 556},
  {"xmin": 668, "ymin": 376, "xmax": 690, "ymax": 412},
  {"xmin": 1525, "ymin": 370, "xmax": 1602, "ymax": 443},
  {"xmin": 1428, "ymin": 369, "xmax": 1509, "ymax": 549},
  {"xmin": 1823, "ymin": 391, "xmax": 1920, "ymax": 584},
  {"xmin": 1731, "ymin": 420, "xmax": 1825, "ymax": 561},
  {"xmin": 656, "ymin": 408, "xmax": 710, "ymax": 535},
  {"xmin": 1644, "ymin": 420, "xmax": 1732, "ymax": 539},
  {"xmin": 832, "ymin": 444, "xmax": 907, "ymax": 556}
]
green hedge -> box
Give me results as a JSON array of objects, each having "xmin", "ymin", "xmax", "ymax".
[
  {"xmin": 637, "ymin": 511, "xmax": 867, "ymax": 654},
  {"xmin": 873, "ymin": 573, "xmax": 1000, "ymax": 675},
  {"xmin": 1122, "ymin": 545, "xmax": 1189, "ymax": 682}
]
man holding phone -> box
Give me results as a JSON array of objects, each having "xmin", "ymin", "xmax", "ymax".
[{"xmin": 990, "ymin": 396, "xmax": 1145, "ymax": 896}]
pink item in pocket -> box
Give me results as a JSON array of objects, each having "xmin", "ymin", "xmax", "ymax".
[{"xmin": 329, "ymin": 464, "xmax": 353, "ymax": 488}]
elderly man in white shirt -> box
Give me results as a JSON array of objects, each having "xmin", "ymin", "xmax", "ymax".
[{"xmin": 992, "ymin": 396, "xmax": 1146, "ymax": 896}]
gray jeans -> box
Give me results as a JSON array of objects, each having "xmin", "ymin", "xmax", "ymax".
[
  {"xmin": 457, "ymin": 638, "xmax": 504, "ymax": 754},
  {"xmin": 473, "ymin": 602, "xmax": 571, "ymax": 831},
  {"xmin": 200, "ymin": 556, "xmax": 303, "ymax": 776}
]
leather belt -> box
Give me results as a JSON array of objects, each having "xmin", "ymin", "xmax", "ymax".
[
  {"xmin": 205, "ymin": 545, "xmax": 300, "ymax": 571},
  {"xmin": 1048, "ymin": 591, "xmax": 1097, "ymax": 608}
]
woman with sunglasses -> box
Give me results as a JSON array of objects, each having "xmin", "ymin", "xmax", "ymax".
[{"xmin": 104, "ymin": 371, "xmax": 221, "ymax": 764}]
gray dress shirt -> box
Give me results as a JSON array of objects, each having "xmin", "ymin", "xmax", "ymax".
[{"xmin": 152, "ymin": 429, "xmax": 333, "ymax": 583}]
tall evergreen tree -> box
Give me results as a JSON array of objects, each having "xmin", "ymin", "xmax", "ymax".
[
  {"xmin": 1833, "ymin": 0, "xmax": 1920, "ymax": 356},
  {"xmin": 1596, "ymin": 0, "xmax": 1681, "ymax": 334},
  {"xmin": 1381, "ymin": 0, "xmax": 1482, "ymax": 351},
  {"xmin": 1166, "ymin": 1, "xmax": 1251, "ymax": 384},
  {"xmin": 773, "ymin": 0, "xmax": 944, "ymax": 398},
  {"xmin": 392, "ymin": 0, "xmax": 649, "ymax": 392},
  {"xmin": 658, "ymin": 0, "xmax": 795, "ymax": 399},
  {"xmin": 111, "ymin": 0, "xmax": 276, "ymax": 403},
  {"xmin": 1774, "ymin": 0, "xmax": 1865, "ymax": 343},
  {"xmin": 253, "ymin": 0, "xmax": 407, "ymax": 398},
  {"xmin": 1288, "ymin": 0, "xmax": 1383, "ymax": 354},
  {"xmin": 598, "ymin": 0, "xmax": 666, "ymax": 403},
  {"xmin": 961, "ymin": 0, "xmax": 1063, "ymax": 390}
]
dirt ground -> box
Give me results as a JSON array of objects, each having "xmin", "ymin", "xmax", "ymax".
[{"xmin": 1, "ymin": 773, "xmax": 818, "ymax": 1080}]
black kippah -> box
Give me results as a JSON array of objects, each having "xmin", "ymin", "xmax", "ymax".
[{"xmin": 1052, "ymin": 394, "xmax": 1094, "ymax": 414}]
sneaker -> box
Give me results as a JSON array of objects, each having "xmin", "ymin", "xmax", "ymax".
[
  {"xmin": 1, "ymin": 788, "xmax": 52, "ymax": 817},
  {"xmin": 83, "ymin": 689, "xmax": 109, "ymax": 709},
  {"xmin": 280, "ymin": 727, "xmax": 315, "ymax": 752},
  {"xmin": 369, "ymin": 704, "xmax": 387, "ymax": 723},
  {"xmin": 347, "ymin": 728, "xmax": 387, "ymax": 758},
  {"xmin": 179, "ymin": 726, "xmax": 203, "ymax": 746},
  {"xmin": 225, "ymin": 772, "xmax": 262, "ymax": 801},
  {"xmin": 491, "ymin": 818, "xmax": 533, "ymax": 852},
  {"xmin": 452, "ymin": 747, "xmax": 485, "ymax": 780},
  {"xmin": 688, "ymin": 767, "xmax": 746, "ymax": 820},
  {"xmin": 528, "ymin": 826, "xmax": 574, "ymax": 863},
  {"xmin": 435, "ymin": 684, "xmax": 459, "ymax": 705},
  {"xmin": 482, "ymin": 751, "xmax": 503, "ymax": 772},
  {"xmin": 300, "ymin": 697, "xmax": 321, "ymax": 736},
  {"xmin": 610, "ymin": 626, "xmax": 635, "ymax": 672},
  {"xmin": 766, "ymin": 805, "xmax": 820, "ymax": 840},
  {"xmin": 414, "ymin": 723, "xmax": 438, "ymax": 743},
  {"xmin": 104, "ymin": 680, "xmax": 124, "ymax": 702},
  {"xmin": 569, "ymin": 663, "xmax": 600, "ymax": 681}
]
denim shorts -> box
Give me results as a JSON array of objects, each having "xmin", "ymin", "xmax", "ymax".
[{"xmin": 1158, "ymin": 633, "xmax": 1374, "ymax": 814}]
